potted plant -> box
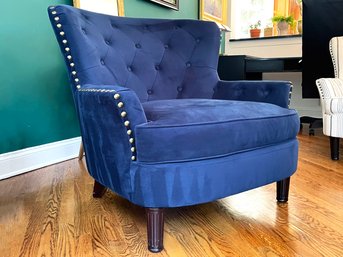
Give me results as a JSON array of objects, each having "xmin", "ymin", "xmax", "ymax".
[
  {"xmin": 272, "ymin": 15, "xmax": 294, "ymax": 36},
  {"xmin": 264, "ymin": 23, "xmax": 273, "ymax": 37},
  {"xmin": 249, "ymin": 20, "xmax": 261, "ymax": 38}
]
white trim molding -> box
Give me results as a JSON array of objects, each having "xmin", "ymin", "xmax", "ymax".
[{"xmin": 0, "ymin": 137, "xmax": 81, "ymax": 180}]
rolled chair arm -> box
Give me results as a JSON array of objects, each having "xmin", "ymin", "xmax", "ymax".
[
  {"xmin": 76, "ymin": 84, "xmax": 147, "ymax": 198},
  {"xmin": 316, "ymin": 78, "xmax": 343, "ymax": 115},
  {"xmin": 213, "ymin": 80, "xmax": 293, "ymax": 108}
]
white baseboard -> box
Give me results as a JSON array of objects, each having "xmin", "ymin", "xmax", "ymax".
[{"xmin": 0, "ymin": 137, "xmax": 82, "ymax": 180}]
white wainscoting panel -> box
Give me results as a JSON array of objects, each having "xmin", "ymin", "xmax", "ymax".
[{"xmin": 0, "ymin": 137, "xmax": 81, "ymax": 180}]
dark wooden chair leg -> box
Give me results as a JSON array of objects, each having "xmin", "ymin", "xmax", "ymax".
[
  {"xmin": 93, "ymin": 180, "xmax": 107, "ymax": 198},
  {"xmin": 146, "ymin": 208, "xmax": 164, "ymax": 253},
  {"xmin": 277, "ymin": 177, "xmax": 290, "ymax": 203},
  {"xmin": 78, "ymin": 142, "xmax": 84, "ymax": 160},
  {"xmin": 330, "ymin": 136, "xmax": 340, "ymax": 160}
]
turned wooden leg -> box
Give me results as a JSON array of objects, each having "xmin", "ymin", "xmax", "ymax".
[
  {"xmin": 277, "ymin": 177, "xmax": 290, "ymax": 203},
  {"xmin": 146, "ymin": 208, "xmax": 164, "ymax": 253},
  {"xmin": 330, "ymin": 137, "xmax": 340, "ymax": 160},
  {"xmin": 78, "ymin": 142, "xmax": 84, "ymax": 160},
  {"xmin": 93, "ymin": 180, "xmax": 107, "ymax": 198}
]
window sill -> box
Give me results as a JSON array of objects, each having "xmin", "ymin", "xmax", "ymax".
[{"xmin": 229, "ymin": 34, "xmax": 302, "ymax": 42}]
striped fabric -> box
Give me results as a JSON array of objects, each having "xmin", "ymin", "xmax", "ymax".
[
  {"xmin": 316, "ymin": 78, "xmax": 343, "ymax": 137},
  {"xmin": 330, "ymin": 36, "xmax": 343, "ymax": 78}
]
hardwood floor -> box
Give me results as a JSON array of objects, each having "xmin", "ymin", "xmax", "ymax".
[{"xmin": 1, "ymin": 130, "xmax": 343, "ymax": 257}]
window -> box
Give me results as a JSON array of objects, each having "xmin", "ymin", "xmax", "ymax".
[
  {"xmin": 229, "ymin": 0, "xmax": 302, "ymax": 39},
  {"xmin": 230, "ymin": 0, "xmax": 274, "ymax": 39}
]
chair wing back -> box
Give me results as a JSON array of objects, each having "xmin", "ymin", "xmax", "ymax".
[
  {"xmin": 48, "ymin": 5, "xmax": 221, "ymax": 102},
  {"xmin": 330, "ymin": 36, "xmax": 343, "ymax": 78}
]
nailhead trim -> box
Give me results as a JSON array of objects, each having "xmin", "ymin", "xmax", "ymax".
[
  {"xmin": 51, "ymin": 7, "xmax": 136, "ymax": 161},
  {"xmin": 330, "ymin": 39, "xmax": 338, "ymax": 78},
  {"xmin": 111, "ymin": 93, "xmax": 137, "ymax": 161},
  {"xmin": 78, "ymin": 89, "xmax": 116, "ymax": 93},
  {"xmin": 51, "ymin": 8, "xmax": 82, "ymax": 90}
]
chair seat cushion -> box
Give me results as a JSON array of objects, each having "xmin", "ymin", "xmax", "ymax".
[{"xmin": 135, "ymin": 99, "xmax": 299, "ymax": 163}]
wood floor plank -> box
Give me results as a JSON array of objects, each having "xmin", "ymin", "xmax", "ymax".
[{"xmin": 1, "ymin": 131, "xmax": 343, "ymax": 256}]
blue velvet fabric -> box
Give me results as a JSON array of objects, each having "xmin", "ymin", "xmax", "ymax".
[
  {"xmin": 213, "ymin": 80, "xmax": 293, "ymax": 108},
  {"xmin": 49, "ymin": 5, "xmax": 220, "ymax": 101},
  {"xmin": 48, "ymin": 5, "xmax": 299, "ymax": 208},
  {"xmin": 138, "ymin": 99, "xmax": 299, "ymax": 162}
]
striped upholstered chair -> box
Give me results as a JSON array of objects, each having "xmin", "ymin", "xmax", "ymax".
[{"xmin": 316, "ymin": 36, "xmax": 343, "ymax": 160}]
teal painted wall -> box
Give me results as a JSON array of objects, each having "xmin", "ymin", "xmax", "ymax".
[
  {"xmin": 124, "ymin": 0, "xmax": 198, "ymax": 19},
  {"xmin": 0, "ymin": 0, "xmax": 199, "ymax": 154},
  {"xmin": 0, "ymin": 0, "xmax": 79, "ymax": 154}
]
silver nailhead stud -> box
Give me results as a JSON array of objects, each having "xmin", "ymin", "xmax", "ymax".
[
  {"xmin": 49, "ymin": 6, "xmax": 55, "ymax": 10},
  {"xmin": 54, "ymin": 17, "xmax": 59, "ymax": 21},
  {"xmin": 62, "ymin": 39, "xmax": 67, "ymax": 44},
  {"xmin": 72, "ymin": 71, "xmax": 76, "ymax": 75},
  {"xmin": 76, "ymin": 85, "xmax": 81, "ymax": 89},
  {"xmin": 131, "ymin": 156, "xmax": 136, "ymax": 161},
  {"xmin": 114, "ymin": 93, "xmax": 120, "ymax": 99},
  {"xmin": 60, "ymin": 31, "xmax": 65, "ymax": 36},
  {"xmin": 52, "ymin": 11, "xmax": 57, "ymax": 15},
  {"xmin": 57, "ymin": 24, "xmax": 62, "ymax": 28},
  {"xmin": 129, "ymin": 138, "xmax": 134, "ymax": 143},
  {"xmin": 65, "ymin": 47, "xmax": 70, "ymax": 52},
  {"xmin": 70, "ymin": 63, "xmax": 75, "ymax": 67},
  {"xmin": 67, "ymin": 55, "xmax": 72, "ymax": 60},
  {"xmin": 124, "ymin": 121, "xmax": 130, "ymax": 127},
  {"xmin": 117, "ymin": 102, "xmax": 124, "ymax": 108},
  {"xmin": 127, "ymin": 130, "xmax": 132, "ymax": 135},
  {"xmin": 131, "ymin": 147, "xmax": 135, "ymax": 152},
  {"xmin": 121, "ymin": 111, "xmax": 127, "ymax": 117},
  {"xmin": 75, "ymin": 78, "xmax": 79, "ymax": 82}
]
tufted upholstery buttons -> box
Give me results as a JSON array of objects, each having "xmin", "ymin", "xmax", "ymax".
[
  {"xmin": 135, "ymin": 43, "xmax": 141, "ymax": 49},
  {"xmin": 147, "ymin": 89, "xmax": 153, "ymax": 95},
  {"xmin": 155, "ymin": 65, "xmax": 160, "ymax": 70},
  {"xmin": 164, "ymin": 44, "xmax": 169, "ymax": 49},
  {"xmin": 105, "ymin": 40, "xmax": 110, "ymax": 45},
  {"xmin": 81, "ymin": 28, "xmax": 86, "ymax": 34},
  {"xmin": 196, "ymin": 38, "xmax": 201, "ymax": 43},
  {"xmin": 127, "ymin": 66, "xmax": 132, "ymax": 72},
  {"xmin": 186, "ymin": 62, "xmax": 191, "ymax": 68},
  {"xmin": 100, "ymin": 59, "xmax": 105, "ymax": 65},
  {"xmin": 177, "ymin": 86, "xmax": 183, "ymax": 92}
]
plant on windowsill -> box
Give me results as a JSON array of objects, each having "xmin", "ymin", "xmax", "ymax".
[
  {"xmin": 272, "ymin": 15, "xmax": 294, "ymax": 36},
  {"xmin": 264, "ymin": 24, "xmax": 273, "ymax": 37},
  {"xmin": 249, "ymin": 20, "xmax": 261, "ymax": 38}
]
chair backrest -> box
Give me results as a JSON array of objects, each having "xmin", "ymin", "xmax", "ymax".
[
  {"xmin": 330, "ymin": 36, "xmax": 343, "ymax": 78},
  {"xmin": 48, "ymin": 5, "xmax": 221, "ymax": 102}
]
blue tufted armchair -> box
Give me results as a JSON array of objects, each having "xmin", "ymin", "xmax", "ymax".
[{"xmin": 48, "ymin": 5, "xmax": 299, "ymax": 253}]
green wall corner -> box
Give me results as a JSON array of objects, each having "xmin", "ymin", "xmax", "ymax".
[{"xmin": 0, "ymin": 0, "xmax": 79, "ymax": 154}]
